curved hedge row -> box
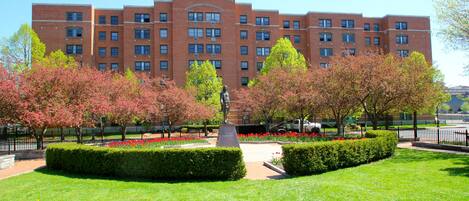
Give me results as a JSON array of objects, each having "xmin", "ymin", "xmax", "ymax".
[
  {"xmin": 46, "ymin": 143, "xmax": 246, "ymax": 180},
  {"xmin": 282, "ymin": 130, "xmax": 398, "ymax": 176}
]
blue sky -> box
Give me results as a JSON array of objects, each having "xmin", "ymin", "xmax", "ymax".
[{"xmin": 0, "ymin": 0, "xmax": 467, "ymax": 87}]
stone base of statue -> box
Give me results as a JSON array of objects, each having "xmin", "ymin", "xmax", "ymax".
[{"xmin": 216, "ymin": 124, "xmax": 240, "ymax": 148}]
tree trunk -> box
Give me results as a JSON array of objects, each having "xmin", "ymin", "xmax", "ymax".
[
  {"xmin": 299, "ymin": 118, "xmax": 304, "ymax": 133},
  {"xmin": 384, "ymin": 115, "xmax": 391, "ymax": 130},
  {"xmin": 121, "ymin": 126, "xmax": 127, "ymax": 141},
  {"xmin": 75, "ymin": 127, "xmax": 82, "ymax": 144},
  {"xmin": 168, "ymin": 122, "xmax": 172, "ymax": 139},
  {"xmin": 413, "ymin": 111, "xmax": 418, "ymax": 141},
  {"xmin": 100, "ymin": 121, "xmax": 105, "ymax": 143},
  {"xmin": 203, "ymin": 121, "xmax": 207, "ymax": 136},
  {"xmin": 371, "ymin": 118, "xmax": 378, "ymax": 130},
  {"xmin": 41, "ymin": 128, "xmax": 46, "ymax": 150},
  {"xmin": 60, "ymin": 128, "xmax": 64, "ymax": 142},
  {"xmin": 336, "ymin": 118, "xmax": 342, "ymax": 136}
]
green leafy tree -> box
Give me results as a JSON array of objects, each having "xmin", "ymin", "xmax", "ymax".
[
  {"xmin": 461, "ymin": 102, "xmax": 469, "ymax": 113},
  {"xmin": 1, "ymin": 24, "xmax": 45, "ymax": 72},
  {"xmin": 434, "ymin": 0, "xmax": 469, "ymax": 75},
  {"xmin": 401, "ymin": 52, "xmax": 449, "ymax": 139},
  {"xmin": 185, "ymin": 60, "xmax": 221, "ymax": 136},
  {"xmin": 38, "ymin": 50, "xmax": 77, "ymax": 69},
  {"xmin": 261, "ymin": 38, "xmax": 307, "ymax": 75}
]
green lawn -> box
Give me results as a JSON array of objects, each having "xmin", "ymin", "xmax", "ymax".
[{"xmin": 0, "ymin": 149, "xmax": 468, "ymax": 201}]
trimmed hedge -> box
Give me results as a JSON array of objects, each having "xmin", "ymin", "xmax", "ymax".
[
  {"xmin": 46, "ymin": 143, "xmax": 246, "ymax": 180},
  {"xmin": 282, "ymin": 130, "xmax": 398, "ymax": 176}
]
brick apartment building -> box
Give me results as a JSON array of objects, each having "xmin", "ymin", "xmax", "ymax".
[{"xmin": 32, "ymin": 0, "xmax": 432, "ymax": 89}]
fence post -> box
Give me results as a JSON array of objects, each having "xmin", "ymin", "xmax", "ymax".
[
  {"xmin": 7, "ymin": 127, "xmax": 11, "ymax": 155},
  {"xmin": 466, "ymin": 129, "xmax": 469, "ymax": 147},
  {"xmin": 397, "ymin": 127, "xmax": 400, "ymax": 139},
  {"xmin": 14, "ymin": 126, "xmax": 17, "ymax": 151},
  {"xmin": 437, "ymin": 127, "xmax": 440, "ymax": 144}
]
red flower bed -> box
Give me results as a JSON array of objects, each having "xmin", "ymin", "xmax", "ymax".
[
  {"xmin": 108, "ymin": 137, "xmax": 204, "ymax": 148},
  {"xmin": 238, "ymin": 132, "xmax": 364, "ymax": 142},
  {"xmin": 238, "ymin": 132, "xmax": 326, "ymax": 138}
]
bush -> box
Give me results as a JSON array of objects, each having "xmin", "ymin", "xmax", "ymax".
[
  {"xmin": 46, "ymin": 143, "xmax": 246, "ymax": 180},
  {"xmin": 282, "ymin": 130, "xmax": 397, "ymax": 176}
]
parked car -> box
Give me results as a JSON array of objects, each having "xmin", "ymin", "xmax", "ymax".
[{"xmin": 285, "ymin": 119, "xmax": 321, "ymax": 133}]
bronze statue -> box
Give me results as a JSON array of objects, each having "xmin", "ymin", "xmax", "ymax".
[{"xmin": 220, "ymin": 85, "xmax": 230, "ymax": 124}]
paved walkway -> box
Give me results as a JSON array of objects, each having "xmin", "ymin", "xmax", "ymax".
[
  {"xmin": 240, "ymin": 143, "xmax": 285, "ymax": 180},
  {"xmin": 398, "ymin": 142, "xmax": 469, "ymax": 155},
  {"xmin": 0, "ymin": 159, "xmax": 45, "ymax": 180}
]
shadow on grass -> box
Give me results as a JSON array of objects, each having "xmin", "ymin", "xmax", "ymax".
[
  {"xmin": 392, "ymin": 149, "xmax": 469, "ymax": 177},
  {"xmin": 33, "ymin": 168, "xmax": 244, "ymax": 184}
]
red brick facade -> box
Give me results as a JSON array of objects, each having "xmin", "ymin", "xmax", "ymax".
[{"xmin": 32, "ymin": 0, "xmax": 432, "ymax": 89}]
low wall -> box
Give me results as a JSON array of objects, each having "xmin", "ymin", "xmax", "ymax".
[{"xmin": 0, "ymin": 155, "xmax": 15, "ymax": 170}]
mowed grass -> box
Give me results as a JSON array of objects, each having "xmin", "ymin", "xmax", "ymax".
[{"xmin": 0, "ymin": 149, "xmax": 468, "ymax": 201}]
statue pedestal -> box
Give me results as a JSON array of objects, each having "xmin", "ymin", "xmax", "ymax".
[{"xmin": 216, "ymin": 124, "xmax": 240, "ymax": 148}]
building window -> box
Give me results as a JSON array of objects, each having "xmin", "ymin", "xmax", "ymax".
[
  {"xmin": 110, "ymin": 16, "xmax": 119, "ymax": 25},
  {"xmin": 320, "ymin": 48, "xmax": 333, "ymax": 57},
  {"xmin": 342, "ymin": 33, "xmax": 355, "ymax": 43},
  {"xmin": 98, "ymin": 63, "xmax": 106, "ymax": 71},
  {"xmin": 293, "ymin": 20, "xmax": 300, "ymax": 29},
  {"xmin": 160, "ymin": 29, "xmax": 168, "ymax": 38},
  {"xmin": 98, "ymin": 15, "xmax": 106, "ymax": 24},
  {"xmin": 98, "ymin": 47, "xmax": 106, "ymax": 57},
  {"xmin": 135, "ymin": 29, "xmax": 150, "ymax": 39},
  {"xmin": 256, "ymin": 31, "xmax": 270, "ymax": 41},
  {"xmin": 240, "ymin": 46, "xmax": 248, "ymax": 55},
  {"xmin": 374, "ymin": 37, "xmax": 381, "ymax": 45},
  {"xmin": 188, "ymin": 28, "xmax": 204, "ymax": 38},
  {"xmin": 397, "ymin": 50, "xmax": 410, "ymax": 57},
  {"xmin": 135, "ymin": 45, "xmax": 150, "ymax": 55},
  {"xmin": 341, "ymin": 19, "xmax": 355, "ymax": 28},
  {"xmin": 294, "ymin": 35, "xmax": 300, "ymax": 44},
  {"xmin": 111, "ymin": 32, "xmax": 119, "ymax": 41},
  {"xmin": 283, "ymin": 20, "xmax": 290, "ymax": 28},
  {"xmin": 320, "ymin": 32, "xmax": 332, "ymax": 42},
  {"xmin": 240, "ymin": 15, "xmax": 247, "ymax": 24},
  {"xmin": 160, "ymin": 13, "xmax": 168, "ymax": 22},
  {"xmin": 395, "ymin": 22, "xmax": 408, "ymax": 30},
  {"xmin": 211, "ymin": 60, "xmax": 222, "ymax": 69},
  {"xmin": 135, "ymin": 61, "xmax": 151, "ymax": 72},
  {"xmin": 188, "ymin": 44, "xmax": 204, "ymax": 54},
  {"xmin": 256, "ymin": 62, "xmax": 263, "ymax": 71},
  {"xmin": 240, "ymin": 30, "xmax": 248, "ymax": 40},
  {"xmin": 66, "ymin": 45, "xmax": 82, "ymax": 55},
  {"xmin": 206, "ymin": 28, "xmax": 221, "ymax": 38},
  {"xmin": 111, "ymin": 47, "xmax": 119, "ymax": 57},
  {"xmin": 365, "ymin": 37, "xmax": 371, "ymax": 46},
  {"xmin": 241, "ymin": 61, "xmax": 249, "ymax": 70},
  {"xmin": 111, "ymin": 63, "xmax": 119, "ymax": 71},
  {"xmin": 66, "ymin": 12, "xmax": 83, "ymax": 21},
  {"xmin": 206, "ymin": 12, "xmax": 221, "ymax": 23},
  {"xmin": 396, "ymin": 35, "xmax": 409, "ymax": 44},
  {"xmin": 255, "ymin": 17, "xmax": 270, "ymax": 25},
  {"xmin": 188, "ymin": 12, "xmax": 203, "ymax": 22},
  {"xmin": 188, "ymin": 60, "xmax": 203, "ymax": 68},
  {"xmin": 206, "ymin": 44, "xmax": 222, "ymax": 54},
  {"xmin": 98, "ymin": 31, "xmax": 106, "ymax": 40},
  {"xmin": 160, "ymin": 45, "xmax": 168, "ymax": 54},
  {"xmin": 319, "ymin": 19, "xmax": 332, "ymax": 28},
  {"xmin": 135, "ymin": 13, "xmax": 150, "ymax": 23},
  {"xmin": 241, "ymin": 77, "xmax": 249, "ymax": 86},
  {"xmin": 320, "ymin": 63, "xmax": 331, "ymax": 68},
  {"xmin": 364, "ymin": 23, "xmax": 370, "ymax": 31},
  {"xmin": 66, "ymin": 27, "xmax": 82, "ymax": 38},
  {"xmin": 373, "ymin": 23, "xmax": 380, "ymax": 32},
  {"xmin": 160, "ymin": 61, "xmax": 168, "ymax": 70},
  {"xmin": 343, "ymin": 48, "xmax": 356, "ymax": 56},
  {"xmin": 256, "ymin": 47, "xmax": 270, "ymax": 56}
]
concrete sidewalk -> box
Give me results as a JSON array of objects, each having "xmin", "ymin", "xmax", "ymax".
[
  {"xmin": 0, "ymin": 159, "xmax": 45, "ymax": 180},
  {"xmin": 398, "ymin": 142, "xmax": 469, "ymax": 155}
]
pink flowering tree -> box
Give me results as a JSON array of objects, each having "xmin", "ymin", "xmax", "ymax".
[
  {"xmin": 106, "ymin": 70, "xmax": 143, "ymax": 141},
  {"xmin": 0, "ymin": 66, "xmax": 23, "ymax": 128}
]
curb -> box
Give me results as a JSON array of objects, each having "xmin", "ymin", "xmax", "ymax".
[{"xmin": 263, "ymin": 161, "xmax": 288, "ymax": 176}]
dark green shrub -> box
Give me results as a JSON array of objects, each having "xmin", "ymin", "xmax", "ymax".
[
  {"xmin": 46, "ymin": 143, "xmax": 246, "ymax": 180},
  {"xmin": 282, "ymin": 130, "xmax": 397, "ymax": 176}
]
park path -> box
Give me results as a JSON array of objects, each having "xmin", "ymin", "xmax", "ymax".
[
  {"xmin": 0, "ymin": 159, "xmax": 45, "ymax": 180},
  {"xmin": 240, "ymin": 143, "xmax": 285, "ymax": 180}
]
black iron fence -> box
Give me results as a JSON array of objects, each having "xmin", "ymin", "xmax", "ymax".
[{"xmin": 396, "ymin": 127, "xmax": 469, "ymax": 147}]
